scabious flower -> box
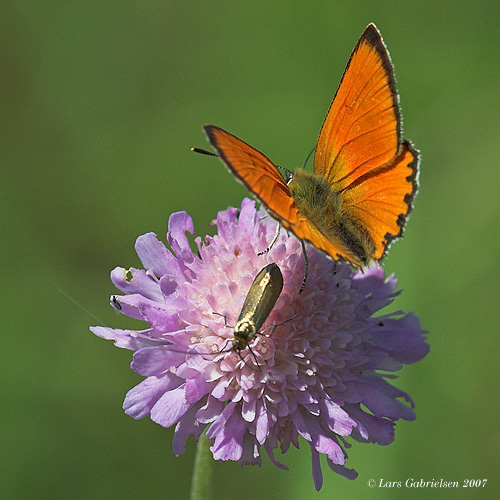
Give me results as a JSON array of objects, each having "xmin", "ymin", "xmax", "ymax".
[{"xmin": 90, "ymin": 198, "xmax": 429, "ymax": 490}]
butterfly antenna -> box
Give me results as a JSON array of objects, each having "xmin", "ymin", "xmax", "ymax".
[
  {"xmin": 258, "ymin": 223, "xmax": 281, "ymax": 256},
  {"xmin": 302, "ymin": 145, "xmax": 316, "ymax": 169},
  {"xmin": 299, "ymin": 240, "xmax": 308, "ymax": 294},
  {"xmin": 191, "ymin": 147, "xmax": 219, "ymax": 157}
]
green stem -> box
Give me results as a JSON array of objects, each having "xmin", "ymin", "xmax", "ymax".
[{"xmin": 190, "ymin": 433, "xmax": 214, "ymax": 500}]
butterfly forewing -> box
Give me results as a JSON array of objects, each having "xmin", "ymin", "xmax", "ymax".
[
  {"xmin": 204, "ymin": 125, "xmax": 299, "ymax": 224},
  {"xmin": 314, "ymin": 24, "xmax": 401, "ymax": 189}
]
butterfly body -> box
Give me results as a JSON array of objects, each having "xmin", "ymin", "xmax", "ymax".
[
  {"xmin": 202, "ymin": 24, "xmax": 418, "ymax": 267},
  {"xmin": 288, "ymin": 168, "xmax": 375, "ymax": 265}
]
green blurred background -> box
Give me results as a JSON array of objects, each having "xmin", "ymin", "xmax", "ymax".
[{"xmin": 2, "ymin": 1, "xmax": 499, "ymax": 498}]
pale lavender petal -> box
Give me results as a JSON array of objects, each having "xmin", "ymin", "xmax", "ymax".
[
  {"xmin": 196, "ymin": 397, "xmax": 225, "ymax": 424},
  {"xmin": 90, "ymin": 326, "xmax": 165, "ymax": 351},
  {"xmin": 150, "ymin": 384, "xmax": 192, "ymax": 428},
  {"xmin": 315, "ymin": 434, "xmax": 344, "ymax": 464},
  {"xmin": 305, "ymin": 413, "xmax": 345, "ymax": 464},
  {"xmin": 139, "ymin": 301, "xmax": 183, "ymax": 332},
  {"xmin": 167, "ymin": 211, "xmax": 195, "ymax": 263},
  {"xmin": 123, "ymin": 374, "xmax": 181, "ymax": 419},
  {"xmin": 172, "ymin": 402, "xmax": 207, "ymax": 456},
  {"xmin": 185, "ymin": 377, "xmax": 213, "ymax": 405},
  {"xmin": 159, "ymin": 276, "xmax": 190, "ymax": 310},
  {"xmin": 135, "ymin": 232, "xmax": 184, "ymax": 279},
  {"xmin": 110, "ymin": 267, "xmax": 163, "ymax": 301},
  {"xmin": 131, "ymin": 346, "xmax": 186, "ymax": 376},
  {"xmin": 355, "ymin": 382, "xmax": 416, "ymax": 421},
  {"xmin": 112, "ymin": 294, "xmax": 157, "ymax": 321},
  {"xmin": 255, "ymin": 401, "xmax": 270, "ymax": 444},
  {"xmin": 206, "ymin": 401, "xmax": 237, "ymax": 439},
  {"xmin": 369, "ymin": 313, "xmax": 430, "ymax": 364},
  {"xmin": 346, "ymin": 404, "xmax": 395, "ymax": 445},
  {"xmin": 210, "ymin": 410, "xmax": 247, "ymax": 461},
  {"xmin": 290, "ymin": 410, "xmax": 311, "ymax": 441},
  {"xmin": 320, "ymin": 397, "xmax": 355, "ymax": 436},
  {"xmin": 241, "ymin": 398, "xmax": 256, "ymax": 422}
]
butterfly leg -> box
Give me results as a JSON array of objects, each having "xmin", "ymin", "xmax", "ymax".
[{"xmin": 258, "ymin": 223, "xmax": 281, "ymax": 256}]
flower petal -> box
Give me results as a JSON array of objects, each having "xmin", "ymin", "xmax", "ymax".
[
  {"xmin": 123, "ymin": 374, "xmax": 181, "ymax": 419},
  {"xmin": 320, "ymin": 397, "xmax": 355, "ymax": 436},
  {"xmin": 139, "ymin": 301, "xmax": 184, "ymax": 332},
  {"xmin": 90, "ymin": 326, "xmax": 165, "ymax": 350},
  {"xmin": 135, "ymin": 232, "xmax": 184, "ymax": 280},
  {"xmin": 185, "ymin": 376, "xmax": 213, "ymax": 405},
  {"xmin": 311, "ymin": 449, "xmax": 323, "ymax": 492},
  {"xmin": 346, "ymin": 404, "xmax": 395, "ymax": 445},
  {"xmin": 196, "ymin": 397, "xmax": 225, "ymax": 424},
  {"xmin": 131, "ymin": 346, "xmax": 186, "ymax": 376},
  {"xmin": 327, "ymin": 459, "xmax": 358, "ymax": 480},
  {"xmin": 210, "ymin": 407, "xmax": 247, "ymax": 461},
  {"xmin": 264, "ymin": 440, "xmax": 289, "ymax": 471},
  {"xmin": 355, "ymin": 381, "xmax": 416, "ymax": 421},
  {"xmin": 110, "ymin": 266, "xmax": 163, "ymax": 301},
  {"xmin": 167, "ymin": 211, "xmax": 195, "ymax": 264},
  {"xmin": 172, "ymin": 402, "xmax": 207, "ymax": 455},
  {"xmin": 150, "ymin": 383, "xmax": 192, "ymax": 428},
  {"xmin": 255, "ymin": 401, "xmax": 271, "ymax": 444},
  {"xmin": 238, "ymin": 433, "xmax": 262, "ymax": 466}
]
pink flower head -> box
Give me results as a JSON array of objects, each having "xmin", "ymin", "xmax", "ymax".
[{"xmin": 91, "ymin": 198, "xmax": 429, "ymax": 490}]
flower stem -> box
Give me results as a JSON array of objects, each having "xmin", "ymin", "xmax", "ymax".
[{"xmin": 190, "ymin": 433, "xmax": 214, "ymax": 500}]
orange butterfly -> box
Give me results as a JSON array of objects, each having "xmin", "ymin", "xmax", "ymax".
[{"xmin": 202, "ymin": 23, "xmax": 418, "ymax": 267}]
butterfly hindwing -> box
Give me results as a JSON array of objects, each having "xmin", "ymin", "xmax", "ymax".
[{"xmin": 341, "ymin": 141, "xmax": 419, "ymax": 259}]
